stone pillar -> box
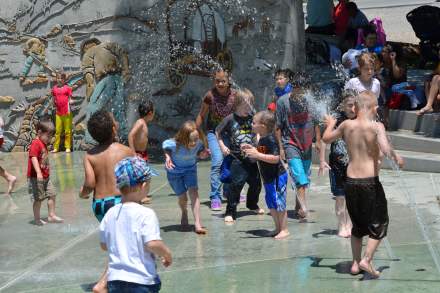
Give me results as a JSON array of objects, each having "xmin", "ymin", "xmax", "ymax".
[{"xmin": 282, "ymin": 0, "xmax": 305, "ymax": 72}]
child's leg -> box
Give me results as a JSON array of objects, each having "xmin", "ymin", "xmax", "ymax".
[
  {"xmin": 245, "ymin": 163, "xmax": 263, "ymax": 213},
  {"xmin": 188, "ymin": 187, "xmax": 207, "ymax": 234},
  {"xmin": 47, "ymin": 197, "xmax": 63, "ymax": 223},
  {"xmin": 63, "ymin": 113, "xmax": 73, "ymax": 151},
  {"xmin": 178, "ymin": 192, "xmax": 189, "ymax": 227},
  {"xmin": 269, "ymin": 209, "xmax": 279, "ymax": 236},
  {"xmin": 335, "ymin": 196, "xmax": 349, "ymax": 237},
  {"xmin": 350, "ymin": 236, "xmax": 363, "ymax": 274},
  {"xmin": 92, "ymin": 264, "xmax": 108, "ymax": 293},
  {"xmin": 0, "ymin": 166, "xmax": 16, "ymax": 194},
  {"xmin": 45, "ymin": 180, "xmax": 63, "ymax": 223},
  {"xmin": 53, "ymin": 114, "xmax": 63, "ymax": 151},
  {"xmin": 225, "ymin": 160, "xmax": 246, "ymax": 221},
  {"xmin": 274, "ymin": 210, "xmax": 289, "ymax": 239},
  {"xmin": 32, "ymin": 200, "xmax": 45, "ymax": 225},
  {"xmin": 359, "ymin": 238, "xmax": 381, "ymax": 277},
  {"xmin": 343, "ymin": 198, "xmax": 352, "ymax": 237}
]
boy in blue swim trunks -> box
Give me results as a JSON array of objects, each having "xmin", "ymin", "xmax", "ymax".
[
  {"xmin": 79, "ymin": 110, "xmax": 135, "ymax": 293},
  {"xmin": 243, "ymin": 110, "xmax": 289, "ymax": 239},
  {"xmin": 275, "ymin": 86, "xmax": 321, "ymax": 220}
]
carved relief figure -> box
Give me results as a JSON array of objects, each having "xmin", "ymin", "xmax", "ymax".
[
  {"xmin": 80, "ymin": 38, "xmax": 130, "ymax": 144},
  {"xmin": 19, "ymin": 38, "xmax": 50, "ymax": 85}
]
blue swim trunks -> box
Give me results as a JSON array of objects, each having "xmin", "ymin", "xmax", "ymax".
[
  {"xmin": 264, "ymin": 172, "xmax": 288, "ymax": 212},
  {"xmin": 92, "ymin": 195, "xmax": 122, "ymax": 222},
  {"xmin": 329, "ymin": 169, "xmax": 345, "ymax": 196},
  {"xmin": 287, "ymin": 158, "xmax": 311, "ymax": 187}
]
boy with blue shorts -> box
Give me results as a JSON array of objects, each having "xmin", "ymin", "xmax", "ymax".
[
  {"xmin": 243, "ymin": 111, "xmax": 289, "ymax": 239},
  {"xmin": 275, "ymin": 87, "xmax": 321, "ymax": 220},
  {"xmin": 79, "ymin": 110, "xmax": 135, "ymax": 292},
  {"xmin": 319, "ymin": 92, "xmax": 355, "ymax": 237}
]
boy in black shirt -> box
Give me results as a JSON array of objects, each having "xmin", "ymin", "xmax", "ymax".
[
  {"xmin": 243, "ymin": 111, "xmax": 289, "ymax": 239},
  {"xmin": 319, "ymin": 92, "xmax": 355, "ymax": 238},
  {"xmin": 216, "ymin": 89, "xmax": 263, "ymax": 223}
]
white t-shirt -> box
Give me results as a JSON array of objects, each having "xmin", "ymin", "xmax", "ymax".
[
  {"xmin": 344, "ymin": 77, "xmax": 381, "ymax": 99},
  {"xmin": 100, "ymin": 202, "xmax": 162, "ymax": 285}
]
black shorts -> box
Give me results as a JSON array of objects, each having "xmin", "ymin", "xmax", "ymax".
[{"xmin": 345, "ymin": 177, "xmax": 389, "ymax": 240}]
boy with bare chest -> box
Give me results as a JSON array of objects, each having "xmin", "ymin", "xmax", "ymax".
[{"xmin": 323, "ymin": 91, "xmax": 403, "ymax": 278}]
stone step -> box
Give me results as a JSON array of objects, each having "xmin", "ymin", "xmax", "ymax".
[
  {"xmin": 312, "ymin": 145, "xmax": 440, "ymax": 173},
  {"xmin": 387, "ymin": 130, "xmax": 440, "ymax": 155},
  {"xmin": 388, "ymin": 110, "xmax": 440, "ymax": 137}
]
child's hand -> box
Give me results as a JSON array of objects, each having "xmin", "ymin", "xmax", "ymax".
[
  {"xmin": 318, "ymin": 161, "xmax": 331, "ymax": 176},
  {"xmin": 240, "ymin": 143, "xmax": 253, "ymax": 151},
  {"xmin": 37, "ymin": 174, "xmax": 43, "ymax": 181},
  {"xmin": 79, "ymin": 186, "xmax": 90, "ymax": 199},
  {"xmin": 165, "ymin": 157, "xmax": 175, "ymax": 170},
  {"xmin": 199, "ymin": 149, "xmax": 210, "ymax": 160},
  {"xmin": 161, "ymin": 255, "xmax": 172, "ymax": 267},
  {"xmin": 243, "ymin": 146, "xmax": 260, "ymax": 159},
  {"xmin": 324, "ymin": 115, "xmax": 336, "ymax": 126},
  {"xmin": 220, "ymin": 145, "xmax": 230, "ymax": 156}
]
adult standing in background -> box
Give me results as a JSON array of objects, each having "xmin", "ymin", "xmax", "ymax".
[{"xmin": 305, "ymin": 0, "xmax": 335, "ymax": 35}]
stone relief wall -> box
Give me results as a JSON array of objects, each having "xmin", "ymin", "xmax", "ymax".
[{"xmin": 0, "ymin": 0, "xmax": 301, "ymax": 151}]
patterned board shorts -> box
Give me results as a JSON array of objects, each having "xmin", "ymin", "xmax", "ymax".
[{"xmin": 28, "ymin": 178, "xmax": 56, "ymax": 201}]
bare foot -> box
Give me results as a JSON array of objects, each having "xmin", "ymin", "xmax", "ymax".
[
  {"xmin": 195, "ymin": 227, "xmax": 208, "ymax": 235},
  {"xmin": 7, "ymin": 176, "xmax": 16, "ymax": 194},
  {"xmin": 350, "ymin": 261, "xmax": 361, "ymax": 275},
  {"xmin": 359, "ymin": 258, "xmax": 380, "ymax": 278},
  {"xmin": 417, "ymin": 107, "xmax": 433, "ymax": 115},
  {"xmin": 252, "ymin": 208, "xmax": 265, "ymax": 215},
  {"xmin": 47, "ymin": 215, "xmax": 64, "ymax": 223},
  {"xmin": 34, "ymin": 219, "xmax": 47, "ymax": 226},
  {"xmin": 140, "ymin": 197, "xmax": 151, "ymax": 204},
  {"xmin": 274, "ymin": 230, "xmax": 290, "ymax": 240},
  {"xmin": 92, "ymin": 280, "xmax": 107, "ymax": 293},
  {"xmin": 224, "ymin": 215, "xmax": 235, "ymax": 224},
  {"xmin": 338, "ymin": 229, "xmax": 351, "ymax": 238}
]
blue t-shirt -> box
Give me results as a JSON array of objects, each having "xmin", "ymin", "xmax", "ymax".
[{"xmin": 162, "ymin": 139, "xmax": 204, "ymax": 174}]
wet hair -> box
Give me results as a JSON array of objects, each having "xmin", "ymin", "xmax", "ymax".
[
  {"xmin": 138, "ymin": 100, "xmax": 154, "ymax": 117},
  {"xmin": 174, "ymin": 121, "xmax": 204, "ymax": 149},
  {"xmin": 357, "ymin": 52, "xmax": 376, "ymax": 68},
  {"xmin": 233, "ymin": 88, "xmax": 255, "ymax": 111},
  {"xmin": 87, "ymin": 110, "xmax": 114, "ymax": 144},
  {"xmin": 57, "ymin": 72, "xmax": 67, "ymax": 81},
  {"xmin": 254, "ymin": 110, "xmax": 276, "ymax": 133},
  {"xmin": 274, "ymin": 68, "xmax": 293, "ymax": 81},
  {"xmin": 36, "ymin": 119, "xmax": 55, "ymax": 134},
  {"xmin": 80, "ymin": 38, "xmax": 101, "ymax": 57},
  {"xmin": 355, "ymin": 90, "xmax": 377, "ymax": 110},
  {"xmin": 213, "ymin": 68, "xmax": 230, "ymax": 80},
  {"xmin": 346, "ymin": 2, "xmax": 358, "ymax": 13}
]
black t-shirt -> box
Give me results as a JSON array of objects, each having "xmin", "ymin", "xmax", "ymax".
[
  {"xmin": 257, "ymin": 134, "xmax": 286, "ymax": 183},
  {"xmin": 217, "ymin": 113, "xmax": 254, "ymax": 159},
  {"xmin": 329, "ymin": 111, "xmax": 349, "ymax": 179}
]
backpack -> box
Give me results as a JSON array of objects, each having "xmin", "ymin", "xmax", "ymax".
[{"xmin": 356, "ymin": 17, "xmax": 387, "ymax": 46}]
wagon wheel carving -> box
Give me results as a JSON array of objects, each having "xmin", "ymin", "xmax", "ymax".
[
  {"xmin": 216, "ymin": 49, "xmax": 233, "ymax": 72},
  {"xmin": 166, "ymin": 65, "xmax": 187, "ymax": 89}
]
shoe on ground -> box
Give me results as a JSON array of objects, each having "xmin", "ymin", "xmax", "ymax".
[
  {"xmin": 210, "ymin": 199, "xmax": 222, "ymax": 211},
  {"xmin": 65, "ymin": 149, "xmax": 71, "ymax": 153}
]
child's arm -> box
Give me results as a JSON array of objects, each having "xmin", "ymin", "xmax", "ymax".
[
  {"xmin": 318, "ymin": 141, "xmax": 330, "ymax": 176},
  {"xmin": 314, "ymin": 124, "xmax": 322, "ymax": 154},
  {"xmin": 322, "ymin": 115, "xmax": 344, "ymax": 144},
  {"xmin": 215, "ymin": 116, "xmax": 230, "ymax": 156},
  {"xmin": 31, "ymin": 157, "xmax": 43, "ymax": 180},
  {"xmin": 243, "ymin": 146, "xmax": 280, "ymax": 164},
  {"xmin": 79, "ymin": 155, "xmax": 95, "ymax": 199},
  {"xmin": 275, "ymin": 127, "xmax": 285, "ymax": 161},
  {"xmin": 195, "ymin": 100, "xmax": 209, "ymax": 129},
  {"xmin": 128, "ymin": 120, "xmax": 141, "ymax": 152},
  {"xmin": 145, "ymin": 240, "xmax": 172, "ymax": 267},
  {"xmin": 376, "ymin": 122, "xmax": 404, "ymax": 168}
]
